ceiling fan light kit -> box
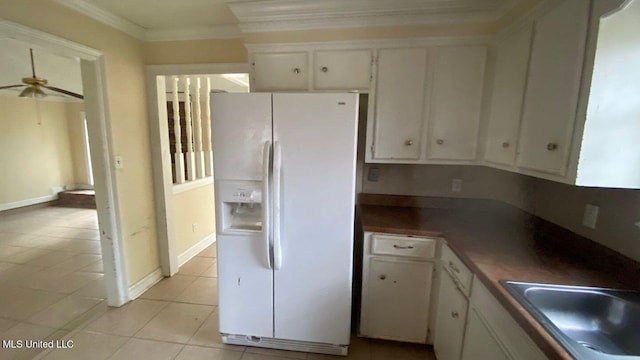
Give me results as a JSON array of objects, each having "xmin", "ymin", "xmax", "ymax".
[{"xmin": 0, "ymin": 48, "xmax": 83, "ymax": 100}]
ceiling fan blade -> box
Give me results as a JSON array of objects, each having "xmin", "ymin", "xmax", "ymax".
[
  {"xmin": 42, "ymin": 85, "xmax": 84, "ymax": 100},
  {"xmin": 0, "ymin": 84, "xmax": 26, "ymax": 90}
]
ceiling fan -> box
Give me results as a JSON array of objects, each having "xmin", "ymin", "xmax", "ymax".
[{"xmin": 0, "ymin": 48, "xmax": 83, "ymax": 100}]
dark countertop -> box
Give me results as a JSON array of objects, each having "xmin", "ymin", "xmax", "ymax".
[{"xmin": 359, "ymin": 194, "xmax": 640, "ymax": 360}]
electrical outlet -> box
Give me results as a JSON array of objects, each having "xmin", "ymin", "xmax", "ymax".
[
  {"xmin": 115, "ymin": 156, "xmax": 123, "ymax": 169},
  {"xmin": 583, "ymin": 204, "xmax": 599, "ymax": 229},
  {"xmin": 192, "ymin": 223, "xmax": 199, "ymax": 233},
  {"xmin": 452, "ymin": 179, "xmax": 462, "ymax": 193}
]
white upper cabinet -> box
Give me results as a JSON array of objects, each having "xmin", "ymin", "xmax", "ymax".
[
  {"xmin": 314, "ymin": 49, "xmax": 372, "ymax": 91},
  {"xmin": 252, "ymin": 52, "xmax": 309, "ymax": 91},
  {"xmin": 366, "ymin": 43, "xmax": 488, "ymax": 164},
  {"xmin": 481, "ymin": 0, "xmax": 640, "ymax": 188},
  {"xmin": 516, "ymin": 0, "xmax": 589, "ymax": 175},
  {"xmin": 369, "ymin": 48, "xmax": 428, "ymax": 161},
  {"xmin": 484, "ymin": 25, "xmax": 533, "ymax": 166},
  {"xmin": 427, "ymin": 46, "xmax": 487, "ymax": 161}
]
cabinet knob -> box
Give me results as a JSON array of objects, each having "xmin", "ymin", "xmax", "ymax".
[
  {"xmin": 436, "ymin": 139, "xmax": 444, "ymax": 145},
  {"xmin": 546, "ymin": 142, "xmax": 558, "ymax": 151},
  {"xmin": 451, "ymin": 311, "xmax": 459, "ymax": 319},
  {"xmin": 502, "ymin": 141, "xmax": 510, "ymax": 149},
  {"xmin": 321, "ymin": 66, "xmax": 328, "ymax": 73},
  {"xmin": 293, "ymin": 68, "xmax": 301, "ymax": 74},
  {"xmin": 405, "ymin": 140, "xmax": 413, "ymax": 146},
  {"xmin": 379, "ymin": 274, "xmax": 386, "ymax": 280}
]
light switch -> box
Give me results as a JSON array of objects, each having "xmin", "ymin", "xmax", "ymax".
[{"xmin": 115, "ymin": 156, "xmax": 123, "ymax": 169}]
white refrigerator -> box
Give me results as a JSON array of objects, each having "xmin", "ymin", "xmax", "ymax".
[{"xmin": 211, "ymin": 93, "xmax": 359, "ymax": 355}]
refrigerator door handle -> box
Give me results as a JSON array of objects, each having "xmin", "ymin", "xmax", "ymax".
[
  {"xmin": 262, "ymin": 140, "xmax": 273, "ymax": 270},
  {"xmin": 273, "ymin": 141, "xmax": 283, "ymax": 270}
]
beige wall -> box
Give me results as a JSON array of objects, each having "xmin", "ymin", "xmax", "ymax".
[
  {"xmin": 173, "ymin": 185, "xmax": 216, "ymax": 255},
  {"xmin": 362, "ymin": 164, "xmax": 640, "ymax": 262},
  {"xmin": 1, "ymin": 0, "xmax": 159, "ymax": 286},
  {"xmin": 0, "ymin": 96, "xmax": 76, "ymax": 204},
  {"xmin": 144, "ymin": 38, "xmax": 248, "ymax": 65}
]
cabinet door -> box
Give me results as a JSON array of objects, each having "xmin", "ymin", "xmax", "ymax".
[
  {"xmin": 314, "ymin": 49, "xmax": 372, "ymax": 90},
  {"xmin": 516, "ymin": 0, "xmax": 589, "ymax": 175},
  {"xmin": 252, "ymin": 52, "xmax": 308, "ymax": 91},
  {"xmin": 364, "ymin": 257, "xmax": 433, "ymax": 342},
  {"xmin": 427, "ymin": 46, "xmax": 487, "ymax": 161},
  {"xmin": 370, "ymin": 48, "xmax": 427, "ymax": 161},
  {"xmin": 485, "ymin": 25, "xmax": 533, "ymax": 166},
  {"xmin": 434, "ymin": 272, "xmax": 468, "ymax": 360},
  {"xmin": 461, "ymin": 309, "xmax": 510, "ymax": 360}
]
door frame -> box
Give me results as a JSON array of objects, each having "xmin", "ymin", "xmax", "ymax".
[
  {"xmin": 145, "ymin": 63, "xmax": 250, "ymax": 276},
  {"xmin": 0, "ymin": 21, "xmax": 129, "ymax": 306}
]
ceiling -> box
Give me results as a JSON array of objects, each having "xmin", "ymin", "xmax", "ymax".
[
  {"xmin": 0, "ymin": 38, "xmax": 83, "ymax": 101},
  {"xmin": 53, "ymin": 0, "xmax": 521, "ymax": 41}
]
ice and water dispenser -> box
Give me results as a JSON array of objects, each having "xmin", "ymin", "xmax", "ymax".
[{"xmin": 217, "ymin": 181, "xmax": 263, "ymax": 233}]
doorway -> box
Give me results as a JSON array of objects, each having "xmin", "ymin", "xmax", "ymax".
[
  {"xmin": 0, "ymin": 21, "xmax": 129, "ymax": 307},
  {"xmin": 145, "ymin": 64, "xmax": 249, "ymax": 276}
]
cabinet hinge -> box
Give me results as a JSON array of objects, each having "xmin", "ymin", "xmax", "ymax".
[
  {"xmin": 370, "ymin": 143, "xmax": 375, "ymax": 156},
  {"xmin": 252, "ymin": 62, "xmax": 255, "ymax": 68}
]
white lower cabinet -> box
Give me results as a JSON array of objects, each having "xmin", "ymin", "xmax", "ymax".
[
  {"xmin": 434, "ymin": 269, "xmax": 468, "ymax": 360},
  {"xmin": 461, "ymin": 308, "xmax": 510, "ymax": 360},
  {"xmin": 462, "ymin": 280, "xmax": 546, "ymax": 360},
  {"xmin": 360, "ymin": 232, "xmax": 438, "ymax": 343}
]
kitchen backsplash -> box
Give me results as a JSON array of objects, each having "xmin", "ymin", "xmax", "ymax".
[{"xmin": 362, "ymin": 163, "xmax": 640, "ymax": 262}]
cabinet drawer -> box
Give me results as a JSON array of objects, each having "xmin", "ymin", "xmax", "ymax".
[
  {"xmin": 441, "ymin": 245, "xmax": 473, "ymax": 296},
  {"xmin": 371, "ymin": 234, "xmax": 437, "ymax": 259}
]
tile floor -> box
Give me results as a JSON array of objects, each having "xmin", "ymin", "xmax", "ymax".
[
  {"xmin": 0, "ymin": 205, "xmax": 105, "ymax": 360},
  {"xmin": 0, "ymin": 205, "xmax": 436, "ymax": 360}
]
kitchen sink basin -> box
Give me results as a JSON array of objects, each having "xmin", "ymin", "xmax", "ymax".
[{"xmin": 501, "ymin": 281, "xmax": 640, "ymax": 360}]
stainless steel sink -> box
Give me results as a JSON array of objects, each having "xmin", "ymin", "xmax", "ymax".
[{"xmin": 501, "ymin": 281, "xmax": 640, "ymax": 360}]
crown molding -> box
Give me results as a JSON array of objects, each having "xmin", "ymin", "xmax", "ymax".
[
  {"xmin": 53, "ymin": 0, "xmax": 146, "ymax": 39},
  {"xmin": 229, "ymin": 0, "xmax": 521, "ymax": 33},
  {"xmin": 53, "ymin": 0, "xmax": 243, "ymax": 41}
]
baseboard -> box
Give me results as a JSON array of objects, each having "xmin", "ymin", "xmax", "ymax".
[
  {"xmin": 0, "ymin": 194, "xmax": 58, "ymax": 212},
  {"xmin": 68, "ymin": 184, "xmax": 95, "ymax": 191},
  {"xmin": 128, "ymin": 268, "xmax": 163, "ymax": 300},
  {"xmin": 178, "ymin": 233, "xmax": 216, "ymax": 266}
]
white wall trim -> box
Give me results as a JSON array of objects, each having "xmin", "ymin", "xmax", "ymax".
[
  {"xmin": 146, "ymin": 62, "xmax": 248, "ymax": 279},
  {"xmin": 173, "ymin": 177, "xmax": 214, "ymax": 195},
  {"xmin": 53, "ymin": 0, "xmax": 242, "ymax": 41},
  {"xmin": 230, "ymin": 0, "xmax": 520, "ymax": 33},
  {"xmin": 0, "ymin": 21, "xmax": 101, "ymax": 60},
  {"xmin": 0, "ymin": 195, "xmax": 58, "ymax": 212},
  {"xmin": 178, "ymin": 233, "xmax": 216, "ymax": 267},
  {"xmin": 53, "ymin": 0, "xmax": 145, "ymax": 39},
  {"xmin": 128, "ymin": 268, "xmax": 163, "ymax": 300}
]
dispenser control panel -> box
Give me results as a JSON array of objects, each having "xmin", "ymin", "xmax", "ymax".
[{"xmin": 232, "ymin": 189, "xmax": 261, "ymax": 203}]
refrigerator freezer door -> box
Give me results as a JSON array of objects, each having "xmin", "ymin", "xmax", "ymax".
[
  {"xmin": 211, "ymin": 93, "xmax": 272, "ymax": 181},
  {"xmin": 272, "ymin": 93, "xmax": 359, "ymax": 345},
  {"xmin": 217, "ymin": 234, "xmax": 274, "ymax": 338}
]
